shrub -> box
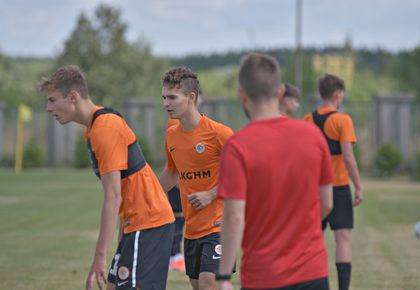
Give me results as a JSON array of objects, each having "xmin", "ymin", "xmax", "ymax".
[
  {"xmin": 23, "ymin": 139, "xmax": 46, "ymax": 168},
  {"xmin": 138, "ymin": 136, "xmax": 153, "ymax": 165},
  {"xmin": 74, "ymin": 131, "xmax": 90, "ymax": 168},
  {"xmin": 374, "ymin": 143, "xmax": 403, "ymax": 177}
]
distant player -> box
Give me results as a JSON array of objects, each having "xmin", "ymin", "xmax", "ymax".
[
  {"xmin": 41, "ymin": 65, "xmax": 175, "ymax": 290},
  {"xmin": 159, "ymin": 67, "xmax": 234, "ymax": 290},
  {"xmin": 304, "ymin": 73, "xmax": 364, "ymax": 290},
  {"xmin": 167, "ymin": 94, "xmax": 203, "ymax": 272},
  {"xmin": 217, "ymin": 53, "xmax": 333, "ymax": 290},
  {"xmin": 279, "ymin": 83, "xmax": 300, "ymax": 116}
]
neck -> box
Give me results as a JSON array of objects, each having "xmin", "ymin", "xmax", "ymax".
[
  {"xmin": 74, "ymin": 98, "xmax": 96, "ymax": 126},
  {"xmin": 321, "ymin": 100, "xmax": 338, "ymax": 110},
  {"xmin": 250, "ymin": 100, "xmax": 283, "ymax": 121},
  {"xmin": 179, "ymin": 108, "xmax": 202, "ymax": 131}
]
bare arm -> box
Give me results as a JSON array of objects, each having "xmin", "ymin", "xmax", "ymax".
[
  {"xmin": 86, "ymin": 171, "xmax": 122, "ymax": 290},
  {"xmin": 188, "ymin": 186, "xmax": 218, "ymax": 210},
  {"xmin": 218, "ymin": 199, "xmax": 245, "ymax": 290},
  {"xmin": 341, "ymin": 142, "xmax": 363, "ymax": 206},
  {"xmin": 159, "ymin": 167, "xmax": 179, "ymax": 193},
  {"xmin": 319, "ymin": 184, "xmax": 333, "ymax": 219}
]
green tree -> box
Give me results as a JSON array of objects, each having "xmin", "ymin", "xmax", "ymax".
[{"xmin": 56, "ymin": 4, "xmax": 168, "ymax": 105}]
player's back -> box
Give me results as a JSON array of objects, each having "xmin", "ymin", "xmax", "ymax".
[{"xmin": 224, "ymin": 116, "xmax": 331, "ymax": 288}]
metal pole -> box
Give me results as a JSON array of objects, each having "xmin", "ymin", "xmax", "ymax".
[{"xmin": 295, "ymin": 0, "xmax": 303, "ymax": 93}]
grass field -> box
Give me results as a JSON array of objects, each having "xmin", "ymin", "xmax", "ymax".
[{"xmin": 0, "ymin": 169, "xmax": 419, "ymax": 290}]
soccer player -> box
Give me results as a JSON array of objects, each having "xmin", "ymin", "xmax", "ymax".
[
  {"xmin": 167, "ymin": 94, "xmax": 203, "ymax": 272},
  {"xmin": 40, "ymin": 65, "xmax": 175, "ymax": 290},
  {"xmin": 217, "ymin": 53, "xmax": 334, "ymax": 290},
  {"xmin": 279, "ymin": 83, "xmax": 300, "ymax": 116},
  {"xmin": 159, "ymin": 67, "xmax": 234, "ymax": 290},
  {"xmin": 304, "ymin": 73, "xmax": 364, "ymax": 290}
]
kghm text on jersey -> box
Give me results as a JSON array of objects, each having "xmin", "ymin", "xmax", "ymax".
[{"xmin": 180, "ymin": 170, "xmax": 211, "ymax": 180}]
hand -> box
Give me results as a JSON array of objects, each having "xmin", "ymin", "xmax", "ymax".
[
  {"xmin": 353, "ymin": 188, "xmax": 363, "ymax": 207},
  {"xmin": 218, "ymin": 280, "xmax": 234, "ymax": 290},
  {"xmin": 86, "ymin": 255, "xmax": 107, "ymax": 290},
  {"xmin": 188, "ymin": 190, "xmax": 215, "ymax": 210}
]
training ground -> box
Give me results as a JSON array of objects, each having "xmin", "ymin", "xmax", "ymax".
[{"xmin": 0, "ymin": 169, "xmax": 419, "ymax": 290}]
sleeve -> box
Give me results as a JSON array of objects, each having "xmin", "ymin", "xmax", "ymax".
[
  {"xmin": 165, "ymin": 131, "xmax": 178, "ymax": 173},
  {"xmin": 216, "ymin": 125, "xmax": 234, "ymax": 152},
  {"xmin": 217, "ymin": 140, "xmax": 247, "ymax": 200},
  {"xmin": 303, "ymin": 113, "xmax": 313, "ymax": 123},
  {"xmin": 90, "ymin": 126, "xmax": 128, "ymax": 176},
  {"xmin": 338, "ymin": 114, "xmax": 357, "ymax": 143},
  {"xmin": 318, "ymin": 134, "xmax": 335, "ymax": 185}
]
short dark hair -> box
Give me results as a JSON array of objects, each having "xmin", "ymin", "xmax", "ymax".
[
  {"xmin": 238, "ymin": 53, "xmax": 281, "ymax": 102},
  {"xmin": 39, "ymin": 65, "xmax": 89, "ymax": 99},
  {"xmin": 318, "ymin": 74, "xmax": 345, "ymax": 100},
  {"xmin": 283, "ymin": 84, "xmax": 300, "ymax": 101},
  {"xmin": 162, "ymin": 67, "xmax": 200, "ymax": 98}
]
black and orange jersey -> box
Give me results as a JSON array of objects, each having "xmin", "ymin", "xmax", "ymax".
[
  {"xmin": 165, "ymin": 115, "xmax": 234, "ymax": 239},
  {"xmin": 85, "ymin": 106, "xmax": 174, "ymax": 234},
  {"xmin": 304, "ymin": 107, "xmax": 357, "ymax": 186}
]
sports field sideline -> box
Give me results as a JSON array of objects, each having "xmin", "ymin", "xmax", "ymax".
[{"xmin": 0, "ymin": 169, "xmax": 419, "ymax": 290}]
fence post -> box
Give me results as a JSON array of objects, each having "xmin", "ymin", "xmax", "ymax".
[
  {"xmin": 0, "ymin": 102, "xmax": 4, "ymax": 162},
  {"xmin": 374, "ymin": 94, "xmax": 415, "ymax": 162},
  {"xmin": 47, "ymin": 116, "xmax": 79, "ymax": 166},
  {"xmin": 124, "ymin": 98, "xmax": 156, "ymax": 148}
]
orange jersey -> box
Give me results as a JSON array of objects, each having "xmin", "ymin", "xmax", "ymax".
[
  {"xmin": 165, "ymin": 115, "xmax": 234, "ymax": 239},
  {"xmin": 304, "ymin": 107, "xmax": 356, "ymax": 186},
  {"xmin": 86, "ymin": 107, "xmax": 174, "ymax": 234},
  {"xmin": 166, "ymin": 118, "xmax": 178, "ymax": 129}
]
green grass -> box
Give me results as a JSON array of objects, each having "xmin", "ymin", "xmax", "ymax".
[{"xmin": 0, "ymin": 169, "xmax": 419, "ymax": 289}]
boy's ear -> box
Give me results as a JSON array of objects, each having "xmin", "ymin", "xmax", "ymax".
[
  {"xmin": 69, "ymin": 90, "xmax": 80, "ymax": 104},
  {"xmin": 277, "ymin": 84, "xmax": 286, "ymax": 101}
]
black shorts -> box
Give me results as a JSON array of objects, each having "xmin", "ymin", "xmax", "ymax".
[
  {"xmin": 184, "ymin": 232, "xmax": 235, "ymax": 279},
  {"xmin": 107, "ymin": 222, "xmax": 174, "ymax": 290},
  {"xmin": 322, "ymin": 185, "xmax": 353, "ymax": 230},
  {"xmin": 168, "ymin": 186, "xmax": 182, "ymax": 213},
  {"xmin": 241, "ymin": 277, "xmax": 329, "ymax": 290}
]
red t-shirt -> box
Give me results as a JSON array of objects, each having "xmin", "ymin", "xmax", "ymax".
[{"xmin": 218, "ymin": 116, "xmax": 334, "ymax": 289}]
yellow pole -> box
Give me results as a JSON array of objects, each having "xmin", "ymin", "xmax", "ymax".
[{"xmin": 15, "ymin": 105, "xmax": 24, "ymax": 173}]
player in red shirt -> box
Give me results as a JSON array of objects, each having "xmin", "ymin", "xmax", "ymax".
[{"xmin": 217, "ymin": 53, "xmax": 334, "ymax": 290}]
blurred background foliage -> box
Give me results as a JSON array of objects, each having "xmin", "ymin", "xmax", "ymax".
[{"xmin": 0, "ymin": 3, "xmax": 419, "ymax": 108}]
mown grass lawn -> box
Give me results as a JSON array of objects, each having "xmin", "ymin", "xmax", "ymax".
[{"xmin": 0, "ymin": 169, "xmax": 419, "ymax": 289}]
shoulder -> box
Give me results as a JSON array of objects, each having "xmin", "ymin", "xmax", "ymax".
[
  {"xmin": 329, "ymin": 112, "xmax": 354, "ymax": 126},
  {"xmin": 303, "ymin": 112, "xmax": 314, "ymax": 122},
  {"xmin": 91, "ymin": 111, "xmax": 126, "ymax": 131},
  {"xmin": 204, "ymin": 116, "xmax": 234, "ymax": 135}
]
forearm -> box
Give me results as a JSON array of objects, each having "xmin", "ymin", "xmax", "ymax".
[
  {"xmin": 319, "ymin": 184, "xmax": 333, "ymax": 219},
  {"xmin": 345, "ymin": 156, "xmax": 362, "ymax": 190},
  {"xmin": 95, "ymin": 192, "xmax": 121, "ymax": 257},
  {"xmin": 219, "ymin": 200, "xmax": 245, "ymax": 275},
  {"xmin": 159, "ymin": 168, "xmax": 179, "ymax": 193}
]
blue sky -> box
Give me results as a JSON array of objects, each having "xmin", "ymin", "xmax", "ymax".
[{"xmin": 0, "ymin": 0, "xmax": 419, "ymax": 57}]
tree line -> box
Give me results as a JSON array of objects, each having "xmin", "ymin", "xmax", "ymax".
[{"xmin": 0, "ymin": 3, "xmax": 419, "ymax": 109}]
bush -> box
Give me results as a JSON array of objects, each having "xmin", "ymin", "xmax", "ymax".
[
  {"xmin": 374, "ymin": 143, "xmax": 403, "ymax": 177},
  {"xmin": 23, "ymin": 139, "xmax": 45, "ymax": 168},
  {"xmin": 74, "ymin": 131, "xmax": 90, "ymax": 168},
  {"xmin": 138, "ymin": 136, "xmax": 153, "ymax": 165}
]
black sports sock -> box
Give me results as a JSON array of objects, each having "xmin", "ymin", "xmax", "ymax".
[{"xmin": 336, "ymin": 262, "xmax": 351, "ymax": 290}]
